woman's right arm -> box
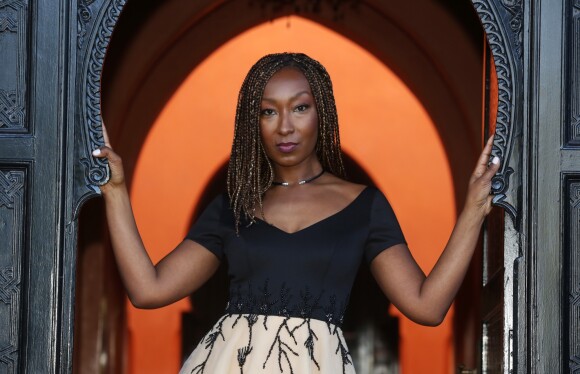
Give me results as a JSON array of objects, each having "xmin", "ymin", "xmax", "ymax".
[{"xmin": 92, "ymin": 125, "xmax": 220, "ymax": 309}]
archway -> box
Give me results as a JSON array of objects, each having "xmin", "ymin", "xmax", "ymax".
[
  {"xmin": 74, "ymin": 2, "xmax": 486, "ymax": 373},
  {"xmin": 101, "ymin": 0, "xmax": 483, "ymax": 200},
  {"xmin": 125, "ymin": 17, "xmax": 459, "ymax": 373}
]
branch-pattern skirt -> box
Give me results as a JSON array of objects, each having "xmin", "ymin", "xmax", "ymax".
[{"xmin": 180, "ymin": 314, "xmax": 356, "ymax": 374}]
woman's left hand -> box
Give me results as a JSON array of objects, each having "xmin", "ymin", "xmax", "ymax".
[{"xmin": 464, "ymin": 134, "xmax": 501, "ymax": 217}]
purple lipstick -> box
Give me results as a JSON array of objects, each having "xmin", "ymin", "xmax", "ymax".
[{"xmin": 277, "ymin": 142, "xmax": 298, "ymax": 153}]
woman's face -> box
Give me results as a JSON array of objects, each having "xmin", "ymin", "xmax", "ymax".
[{"xmin": 259, "ymin": 67, "xmax": 319, "ymax": 170}]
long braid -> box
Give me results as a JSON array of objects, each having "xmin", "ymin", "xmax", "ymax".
[{"xmin": 227, "ymin": 53, "xmax": 346, "ymax": 232}]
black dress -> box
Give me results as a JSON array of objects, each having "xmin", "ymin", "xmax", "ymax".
[{"xmin": 180, "ymin": 186, "xmax": 406, "ymax": 374}]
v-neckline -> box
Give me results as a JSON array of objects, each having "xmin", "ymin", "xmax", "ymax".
[{"xmin": 254, "ymin": 186, "xmax": 370, "ymax": 235}]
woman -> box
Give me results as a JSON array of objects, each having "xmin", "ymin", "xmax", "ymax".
[{"xmin": 92, "ymin": 52, "xmax": 500, "ymax": 373}]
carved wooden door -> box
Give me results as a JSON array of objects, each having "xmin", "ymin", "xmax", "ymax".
[
  {"xmin": 529, "ymin": 0, "xmax": 580, "ymax": 372},
  {"xmin": 0, "ymin": 0, "xmax": 123, "ymax": 371},
  {"xmin": 3, "ymin": 0, "xmax": 577, "ymax": 372},
  {"xmin": 0, "ymin": 0, "xmax": 79, "ymax": 371},
  {"xmin": 469, "ymin": 0, "xmax": 525, "ymax": 373},
  {"xmin": 476, "ymin": 0, "xmax": 580, "ymax": 372}
]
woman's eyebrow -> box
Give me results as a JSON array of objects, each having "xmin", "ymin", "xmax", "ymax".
[{"xmin": 261, "ymin": 91, "xmax": 311, "ymax": 103}]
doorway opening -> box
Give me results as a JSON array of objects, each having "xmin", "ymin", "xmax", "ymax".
[{"xmin": 74, "ymin": 2, "xmax": 486, "ymax": 373}]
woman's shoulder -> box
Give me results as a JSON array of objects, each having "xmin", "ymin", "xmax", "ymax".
[
  {"xmin": 194, "ymin": 192, "xmax": 232, "ymax": 221},
  {"xmin": 319, "ymin": 173, "xmax": 372, "ymax": 201}
]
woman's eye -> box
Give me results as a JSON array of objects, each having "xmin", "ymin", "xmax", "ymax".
[
  {"xmin": 260, "ymin": 109, "xmax": 275, "ymax": 116},
  {"xmin": 295, "ymin": 104, "xmax": 310, "ymax": 112}
]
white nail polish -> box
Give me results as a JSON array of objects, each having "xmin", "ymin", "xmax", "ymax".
[
  {"xmin": 492, "ymin": 156, "xmax": 499, "ymax": 164},
  {"xmin": 92, "ymin": 149, "xmax": 101, "ymax": 156}
]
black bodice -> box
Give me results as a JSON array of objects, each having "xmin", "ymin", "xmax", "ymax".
[{"xmin": 186, "ymin": 186, "xmax": 406, "ymax": 326}]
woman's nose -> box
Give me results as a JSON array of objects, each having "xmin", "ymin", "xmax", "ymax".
[{"xmin": 277, "ymin": 111, "xmax": 294, "ymax": 135}]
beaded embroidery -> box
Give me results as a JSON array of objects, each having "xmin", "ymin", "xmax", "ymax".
[{"xmin": 189, "ymin": 279, "xmax": 353, "ymax": 374}]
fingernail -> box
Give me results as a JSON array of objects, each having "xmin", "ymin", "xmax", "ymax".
[
  {"xmin": 492, "ymin": 156, "xmax": 499, "ymax": 165},
  {"xmin": 92, "ymin": 149, "xmax": 101, "ymax": 156}
]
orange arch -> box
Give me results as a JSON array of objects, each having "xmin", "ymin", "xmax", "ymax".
[{"xmin": 130, "ymin": 16, "xmax": 456, "ymax": 374}]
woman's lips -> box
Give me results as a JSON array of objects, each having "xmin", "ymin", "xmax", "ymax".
[{"xmin": 277, "ymin": 142, "xmax": 298, "ymax": 153}]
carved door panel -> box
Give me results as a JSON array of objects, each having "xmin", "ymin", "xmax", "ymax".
[
  {"xmin": 532, "ymin": 0, "xmax": 580, "ymax": 372},
  {"xmin": 470, "ymin": 0, "xmax": 525, "ymax": 373},
  {"xmin": 0, "ymin": 0, "xmax": 75, "ymax": 371},
  {"xmin": 475, "ymin": 0, "xmax": 580, "ymax": 372},
  {"xmin": 0, "ymin": 0, "xmax": 123, "ymax": 371}
]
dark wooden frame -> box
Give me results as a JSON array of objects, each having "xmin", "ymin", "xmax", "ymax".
[
  {"xmin": 74, "ymin": 1, "xmax": 526, "ymax": 373},
  {"xmin": 76, "ymin": 0, "xmax": 523, "ymax": 221},
  {"xmin": 14, "ymin": 0, "xmax": 580, "ymax": 372}
]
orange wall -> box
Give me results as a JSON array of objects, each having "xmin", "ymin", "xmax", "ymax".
[{"xmin": 130, "ymin": 16, "xmax": 456, "ymax": 373}]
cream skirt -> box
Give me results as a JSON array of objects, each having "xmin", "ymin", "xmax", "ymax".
[{"xmin": 180, "ymin": 314, "xmax": 355, "ymax": 374}]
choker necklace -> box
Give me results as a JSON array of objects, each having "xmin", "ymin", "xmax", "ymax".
[{"xmin": 272, "ymin": 170, "xmax": 325, "ymax": 187}]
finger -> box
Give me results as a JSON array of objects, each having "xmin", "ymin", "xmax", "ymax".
[
  {"xmin": 482, "ymin": 155, "xmax": 501, "ymax": 181},
  {"xmin": 480, "ymin": 135, "xmax": 495, "ymax": 163},
  {"xmin": 92, "ymin": 146, "xmax": 119, "ymax": 162},
  {"xmin": 101, "ymin": 121, "xmax": 111, "ymax": 148},
  {"xmin": 485, "ymin": 195, "xmax": 494, "ymax": 214},
  {"xmin": 473, "ymin": 135, "xmax": 496, "ymax": 177}
]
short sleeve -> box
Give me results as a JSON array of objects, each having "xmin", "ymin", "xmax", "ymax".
[
  {"xmin": 364, "ymin": 189, "xmax": 407, "ymax": 264},
  {"xmin": 185, "ymin": 194, "xmax": 227, "ymax": 261}
]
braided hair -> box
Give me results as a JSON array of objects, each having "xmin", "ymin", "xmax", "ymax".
[{"xmin": 227, "ymin": 52, "xmax": 346, "ymax": 231}]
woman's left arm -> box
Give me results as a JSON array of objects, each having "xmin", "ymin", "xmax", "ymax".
[{"xmin": 370, "ymin": 135, "xmax": 501, "ymax": 326}]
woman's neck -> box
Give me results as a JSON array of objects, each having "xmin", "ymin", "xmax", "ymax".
[{"xmin": 272, "ymin": 162, "xmax": 324, "ymax": 186}]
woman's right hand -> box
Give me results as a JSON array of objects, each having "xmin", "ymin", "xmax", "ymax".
[{"xmin": 92, "ymin": 122, "xmax": 126, "ymax": 193}]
